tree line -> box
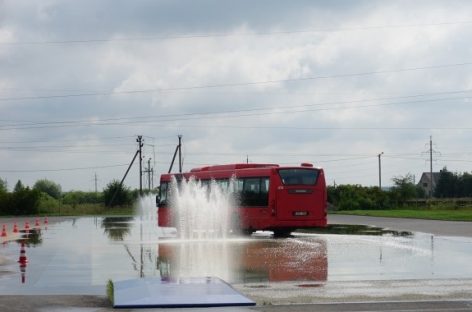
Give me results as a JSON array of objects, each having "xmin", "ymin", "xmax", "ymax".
[
  {"xmin": 329, "ymin": 168, "xmax": 472, "ymax": 210},
  {"xmin": 0, "ymin": 178, "xmax": 141, "ymax": 216},
  {"xmin": 328, "ymin": 173, "xmax": 422, "ymax": 210},
  {"xmin": 434, "ymin": 167, "xmax": 472, "ymax": 198},
  {"xmin": 2, "ymin": 166, "xmax": 471, "ymax": 215}
]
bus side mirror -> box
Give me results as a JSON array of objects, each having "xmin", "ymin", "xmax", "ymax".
[{"xmin": 155, "ymin": 195, "xmax": 161, "ymax": 207}]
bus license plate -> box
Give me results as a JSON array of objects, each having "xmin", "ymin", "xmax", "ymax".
[{"xmin": 293, "ymin": 211, "xmax": 309, "ymax": 216}]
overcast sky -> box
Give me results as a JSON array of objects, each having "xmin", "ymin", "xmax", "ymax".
[{"xmin": 1, "ymin": 0, "xmax": 472, "ymax": 191}]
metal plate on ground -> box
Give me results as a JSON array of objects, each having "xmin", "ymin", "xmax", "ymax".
[{"xmin": 113, "ymin": 277, "xmax": 255, "ymax": 308}]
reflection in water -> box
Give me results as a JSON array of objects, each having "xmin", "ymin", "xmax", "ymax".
[
  {"xmin": 157, "ymin": 238, "xmax": 328, "ymax": 283},
  {"xmin": 241, "ymin": 239, "xmax": 327, "ymax": 282},
  {"xmin": 13, "ymin": 227, "xmax": 43, "ymax": 285},
  {"xmin": 101, "ymin": 217, "xmax": 133, "ymax": 241},
  {"xmin": 17, "ymin": 228, "xmax": 43, "ymax": 247},
  {"xmin": 18, "ymin": 242, "xmax": 28, "ymax": 284},
  {"xmin": 159, "ymin": 241, "xmax": 234, "ymax": 281}
]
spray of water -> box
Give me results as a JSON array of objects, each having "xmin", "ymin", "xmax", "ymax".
[
  {"xmin": 136, "ymin": 195, "xmax": 160, "ymax": 240},
  {"xmin": 169, "ymin": 176, "xmax": 238, "ymax": 240},
  {"xmin": 134, "ymin": 179, "xmax": 240, "ymax": 280}
]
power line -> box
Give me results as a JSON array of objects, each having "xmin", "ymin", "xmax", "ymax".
[
  {"xmin": 0, "ymin": 143, "xmax": 134, "ymax": 148},
  {"xmin": 2, "ymin": 20, "xmax": 472, "ymax": 46},
  {"xmin": 1, "ymin": 92, "xmax": 472, "ymax": 132},
  {"xmin": 0, "ymin": 135, "xmax": 135, "ymax": 144},
  {"xmin": 1, "ymin": 62, "xmax": 471, "ymax": 103},
  {"xmin": 0, "ymin": 164, "xmax": 129, "ymax": 173}
]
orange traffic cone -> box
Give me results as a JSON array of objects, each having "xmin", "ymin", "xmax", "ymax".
[
  {"xmin": 35, "ymin": 218, "xmax": 40, "ymax": 227},
  {"xmin": 13, "ymin": 223, "xmax": 18, "ymax": 233},
  {"xmin": 24, "ymin": 221, "xmax": 30, "ymax": 231},
  {"xmin": 44, "ymin": 217, "xmax": 48, "ymax": 225},
  {"xmin": 1, "ymin": 225, "xmax": 7, "ymax": 237}
]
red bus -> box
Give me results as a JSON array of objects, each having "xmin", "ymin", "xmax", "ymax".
[{"xmin": 157, "ymin": 163, "xmax": 327, "ymax": 236}]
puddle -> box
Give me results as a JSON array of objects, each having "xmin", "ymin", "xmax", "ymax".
[
  {"xmin": 295, "ymin": 224, "xmax": 413, "ymax": 236},
  {"xmin": 0, "ymin": 216, "xmax": 471, "ymax": 295}
]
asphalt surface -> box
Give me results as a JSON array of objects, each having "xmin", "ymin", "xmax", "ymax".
[
  {"xmin": 1, "ymin": 215, "xmax": 471, "ymax": 311},
  {"xmin": 0, "ymin": 296, "xmax": 471, "ymax": 311},
  {"xmin": 329, "ymin": 214, "xmax": 472, "ymax": 237}
]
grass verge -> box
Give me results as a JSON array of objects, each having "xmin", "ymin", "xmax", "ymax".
[
  {"xmin": 332, "ymin": 209, "xmax": 472, "ymax": 221},
  {"xmin": 107, "ymin": 279, "xmax": 114, "ymax": 306}
]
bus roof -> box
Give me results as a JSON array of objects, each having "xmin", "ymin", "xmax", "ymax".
[{"xmin": 190, "ymin": 163, "xmax": 279, "ymax": 173}]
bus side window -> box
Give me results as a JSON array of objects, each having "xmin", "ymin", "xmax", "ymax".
[
  {"xmin": 260, "ymin": 178, "xmax": 269, "ymax": 206},
  {"xmin": 239, "ymin": 177, "xmax": 269, "ymax": 207},
  {"xmin": 216, "ymin": 179, "xmax": 229, "ymax": 190},
  {"xmin": 236, "ymin": 179, "xmax": 244, "ymax": 193}
]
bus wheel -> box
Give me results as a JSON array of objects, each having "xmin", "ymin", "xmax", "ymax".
[
  {"xmin": 241, "ymin": 229, "xmax": 253, "ymax": 236},
  {"xmin": 272, "ymin": 229, "xmax": 292, "ymax": 238}
]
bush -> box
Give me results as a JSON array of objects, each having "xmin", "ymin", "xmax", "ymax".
[
  {"xmin": 33, "ymin": 179, "xmax": 62, "ymax": 199},
  {"xmin": 0, "ymin": 178, "xmax": 7, "ymax": 193},
  {"xmin": 37, "ymin": 193, "xmax": 61, "ymax": 214},
  {"xmin": 63, "ymin": 191, "xmax": 103, "ymax": 206},
  {"xmin": 390, "ymin": 173, "xmax": 417, "ymax": 206},
  {"xmin": 328, "ymin": 184, "xmax": 393, "ymax": 211},
  {"xmin": 103, "ymin": 180, "xmax": 134, "ymax": 207},
  {"xmin": 0, "ymin": 188, "xmax": 41, "ymax": 215}
]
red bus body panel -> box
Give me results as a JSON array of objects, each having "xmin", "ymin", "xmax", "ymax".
[{"xmin": 158, "ymin": 163, "xmax": 327, "ymax": 231}]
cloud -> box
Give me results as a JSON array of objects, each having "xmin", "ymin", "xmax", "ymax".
[{"xmin": 1, "ymin": 1, "xmax": 472, "ymax": 190}]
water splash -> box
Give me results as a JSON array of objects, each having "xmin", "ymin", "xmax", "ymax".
[
  {"xmin": 134, "ymin": 195, "xmax": 160, "ymax": 240},
  {"xmin": 134, "ymin": 180, "xmax": 239, "ymax": 280},
  {"xmin": 169, "ymin": 176, "xmax": 237, "ymax": 240}
]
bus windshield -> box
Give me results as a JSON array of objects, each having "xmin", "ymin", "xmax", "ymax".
[
  {"xmin": 159, "ymin": 182, "xmax": 169, "ymax": 205},
  {"xmin": 278, "ymin": 169, "xmax": 318, "ymax": 185}
]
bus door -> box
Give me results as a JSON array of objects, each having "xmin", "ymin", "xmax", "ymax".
[{"xmin": 275, "ymin": 169, "xmax": 323, "ymax": 221}]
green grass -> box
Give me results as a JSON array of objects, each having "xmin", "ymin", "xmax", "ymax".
[
  {"xmin": 332, "ymin": 209, "xmax": 472, "ymax": 221},
  {"xmin": 107, "ymin": 279, "xmax": 114, "ymax": 306}
]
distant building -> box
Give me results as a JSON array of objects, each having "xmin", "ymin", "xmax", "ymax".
[{"xmin": 417, "ymin": 172, "xmax": 440, "ymax": 197}]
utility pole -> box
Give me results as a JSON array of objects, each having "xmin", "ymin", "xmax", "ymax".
[
  {"xmin": 422, "ymin": 136, "xmax": 440, "ymax": 198},
  {"xmin": 147, "ymin": 158, "xmax": 151, "ymax": 191},
  {"xmin": 429, "ymin": 136, "xmax": 433, "ymax": 198},
  {"xmin": 137, "ymin": 135, "xmax": 143, "ymax": 195},
  {"xmin": 94, "ymin": 173, "xmax": 98, "ymax": 193},
  {"xmin": 108, "ymin": 149, "xmax": 140, "ymax": 206},
  {"xmin": 378, "ymin": 152, "xmax": 384, "ymax": 189},
  {"xmin": 151, "ymin": 167, "xmax": 154, "ymax": 189},
  {"xmin": 178, "ymin": 135, "xmax": 182, "ymax": 173},
  {"xmin": 168, "ymin": 135, "xmax": 183, "ymax": 174}
]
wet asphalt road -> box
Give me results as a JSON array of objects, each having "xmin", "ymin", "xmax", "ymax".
[
  {"xmin": 1, "ymin": 215, "xmax": 471, "ymax": 311},
  {"xmin": 329, "ymin": 214, "xmax": 472, "ymax": 237}
]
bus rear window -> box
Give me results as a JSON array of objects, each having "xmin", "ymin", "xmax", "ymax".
[{"xmin": 278, "ymin": 169, "xmax": 318, "ymax": 185}]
